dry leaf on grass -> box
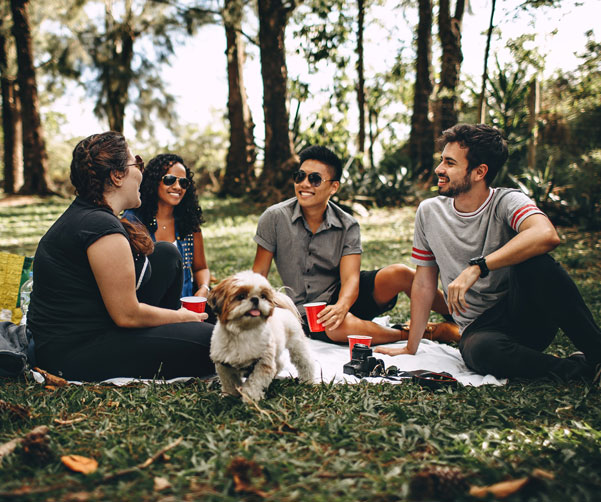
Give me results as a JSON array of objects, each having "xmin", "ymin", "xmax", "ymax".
[
  {"xmin": 153, "ymin": 476, "xmax": 171, "ymax": 492},
  {"xmin": 470, "ymin": 477, "xmax": 529, "ymax": 499},
  {"xmin": 0, "ymin": 399, "xmax": 31, "ymax": 420},
  {"xmin": 34, "ymin": 367, "xmax": 68, "ymax": 387},
  {"xmin": 61, "ymin": 455, "xmax": 98, "ymax": 475},
  {"xmin": 226, "ymin": 457, "xmax": 268, "ymax": 497}
]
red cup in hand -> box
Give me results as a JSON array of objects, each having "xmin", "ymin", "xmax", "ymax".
[
  {"xmin": 181, "ymin": 296, "xmax": 207, "ymax": 316},
  {"xmin": 304, "ymin": 302, "xmax": 327, "ymax": 332}
]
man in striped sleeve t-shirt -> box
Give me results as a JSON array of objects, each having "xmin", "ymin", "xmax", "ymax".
[{"xmin": 376, "ymin": 123, "xmax": 601, "ymax": 384}]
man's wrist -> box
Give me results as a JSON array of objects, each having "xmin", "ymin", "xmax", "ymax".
[{"xmin": 468, "ymin": 256, "xmax": 489, "ymax": 278}]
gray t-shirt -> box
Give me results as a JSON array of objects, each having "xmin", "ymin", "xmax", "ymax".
[
  {"xmin": 254, "ymin": 198, "xmax": 362, "ymax": 315},
  {"xmin": 411, "ymin": 188, "xmax": 545, "ymax": 332}
]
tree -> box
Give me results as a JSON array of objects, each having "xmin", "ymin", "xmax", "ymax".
[
  {"xmin": 0, "ymin": 11, "xmax": 22, "ymax": 194},
  {"xmin": 256, "ymin": 0, "xmax": 298, "ymax": 201},
  {"xmin": 221, "ymin": 0, "xmax": 256, "ymax": 197},
  {"xmin": 477, "ymin": 0, "xmax": 496, "ymax": 123},
  {"xmin": 437, "ymin": 0, "xmax": 465, "ymax": 133},
  {"xmin": 409, "ymin": 0, "xmax": 434, "ymax": 180},
  {"xmin": 10, "ymin": 0, "xmax": 53, "ymax": 195},
  {"xmin": 52, "ymin": 0, "xmax": 216, "ymax": 135},
  {"xmin": 356, "ymin": 0, "xmax": 366, "ymax": 158}
]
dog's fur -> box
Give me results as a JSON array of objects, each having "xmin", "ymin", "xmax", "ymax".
[{"xmin": 208, "ymin": 270, "xmax": 315, "ymax": 402}]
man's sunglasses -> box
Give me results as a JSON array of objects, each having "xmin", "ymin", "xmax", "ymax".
[
  {"xmin": 127, "ymin": 155, "xmax": 145, "ymax": 173},
  {"xmin": 292, "ymin": 170, "xmax": 335, "ymax": 187},
  {"xmin": 162, "ymin": 174, "xmax": 191, "ymax": 190}
]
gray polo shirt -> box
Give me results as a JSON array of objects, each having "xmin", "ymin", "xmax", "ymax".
[{"xmin": 254, "ymin": 197, "xmax": 362, "ymax": 315}]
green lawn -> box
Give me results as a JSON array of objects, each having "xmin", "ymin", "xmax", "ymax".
[{"xmin": 1, "ymin": 195, "xmax": 600, "ymax": 501}]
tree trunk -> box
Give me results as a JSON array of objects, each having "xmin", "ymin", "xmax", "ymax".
[
  {"xmin": 101, "ymin": 2, "xmax": 134, "ymax": 133},
  {"xmin": 221, "ymin": 0, "xmax": 256, "ymax": 197},
  {"xmin": 356, "ymin": 0, "xmax": 366, "ymax": 161},
  {"xmin": 409, "ymin": 0, "xmax": 434, "ymax": 180},
  {"xmin": 437, "ymin": 0, "xmax": 465, "ymax": 134},
  {"xmin": 527, "ymin": 77, "xmax": 539, "ymax": 170},
  {"xmin": 256, "ymin": 0, "xmax": 297, "ymax": 201},
  {"xmin": 478, "ymin": 0, "xmax": 496, "ymax": 123},
  {"xmin": 0, "ymin": 21, "xmax": 22, "ymax": 194},
  {"xmin": 10, "ymin": 0, "xmax": 53, "ymax": 195}
]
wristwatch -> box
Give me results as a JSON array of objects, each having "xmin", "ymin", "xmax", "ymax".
[{"xmin": 469, "ymin": 256, "xmax": 489, "ymax": 278}]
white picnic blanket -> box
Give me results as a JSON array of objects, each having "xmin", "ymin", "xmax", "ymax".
[
  {"xmin": 279, "ymin": 338, "xmax": 506, "ymax": 386},
  {"xmin": 30, "ymin": 338, "xmax": 506, "ymax": 387}
]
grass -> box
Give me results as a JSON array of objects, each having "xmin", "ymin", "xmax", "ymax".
[{"xmin": 1, "ymin": 194, "xmax": 600, "ymax": 501}]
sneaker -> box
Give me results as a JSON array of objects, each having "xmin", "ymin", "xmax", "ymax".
[{"xmin": 567, "ymin": 352, "xmax": 598, "ymax": 382}]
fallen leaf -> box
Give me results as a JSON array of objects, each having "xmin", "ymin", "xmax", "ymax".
[
  {"xmin": 0, "ymin": 399, "xmax": 31, "ymax": 420},
  {"xmin": 154, "ymin": 476, "xmax": 171, "ymax": 492},
  {"xmin": 470, "ymin": 477, "xmax": 529, "ymax": 499},
  {"xmin": 532, "ymin": 468, "xmax": 555, "ymax": 480},
  {"xmin": 34, "ymin": 367, "xmax": 68, "ymax": 387},
  {"xmin": 226, "ymin": 457, "xmax": 268, "ymax": 497},
  {"xmin": 61, "ymin": 455, "xmax": 98, "ymax": 475}
]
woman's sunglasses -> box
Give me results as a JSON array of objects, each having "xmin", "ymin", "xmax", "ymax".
[
  {"xmin": 162, "ymin": 174, "xmax": 191, "ymax": 190},
  {"xmin": 292, "ymin": 170, "xmax": 335, "ymax": 187},
  {"xmin": 127, "ymin": 155, "xmax": 145, "ymax": 173}
]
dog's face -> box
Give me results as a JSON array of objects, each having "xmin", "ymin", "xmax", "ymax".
[{"xmin": 208, "ymin": 271, "xmax": 276, "ymax": 326}]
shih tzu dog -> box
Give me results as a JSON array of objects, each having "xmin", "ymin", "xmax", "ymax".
[{"xmin": 208, "ymin": 270, "xmax": 315, "ymax": 403}]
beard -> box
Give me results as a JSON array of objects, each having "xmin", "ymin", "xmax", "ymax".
[{"xmin": 438, "ymin": 172, "xmax": 472, "ymax": 198}]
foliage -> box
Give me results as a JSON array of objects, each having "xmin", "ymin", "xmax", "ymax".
[{"xmin": 1, "ymin": 197, "xmax": 601, "ymax": 501}]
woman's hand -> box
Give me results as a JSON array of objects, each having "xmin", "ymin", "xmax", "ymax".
[
  {"xmin": 195, "ymin": 284, "xmax": 210, "ymax": 297},
  {"xmin": 178, "ymin": 308, "xmax": 208, "ymax": 322}
]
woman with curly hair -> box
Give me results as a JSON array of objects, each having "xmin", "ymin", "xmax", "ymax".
[
  {"xmin": 124, "ymin": 154, "xmax": 210, "ymax": 299},
  {"xmin": 28, "ymin": 132, "xmax": 214, "ymax": 381}
]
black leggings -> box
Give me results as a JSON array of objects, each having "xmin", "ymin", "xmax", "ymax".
[
  {"xmin": 460, "ymin": 254, "xmax": 601, "ymax": 380},
  {"xmin": 36, "ymin": 242, "xmax": 214, "ymax": 381}
]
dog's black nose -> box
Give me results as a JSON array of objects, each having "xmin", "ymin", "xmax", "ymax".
[{"xmin": 251, "ymin": 297, "xmax": 259, "ymax": 307}]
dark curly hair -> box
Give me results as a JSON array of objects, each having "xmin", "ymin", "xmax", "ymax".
[
  {"xmin": 135, "ymin": 153, "xmax": 204, "ymax": 237},
  {"xmin": 70, "ymin": 131, "xmax": 154, "ymax": 255},
  {"xmin": 438, "ymin": 124, "xmax": 509, "ymax": 186}
]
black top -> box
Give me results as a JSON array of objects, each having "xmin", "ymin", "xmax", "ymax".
[{"xmin": 28, "ymin": 197, "xmax": 132, "ymax": 349}]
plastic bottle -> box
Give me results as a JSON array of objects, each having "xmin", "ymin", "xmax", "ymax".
[{"xmin": 19, "ymin": 271, "xmax": 33, "ymax": 326}]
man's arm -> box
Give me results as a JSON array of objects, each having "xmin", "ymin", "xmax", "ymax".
[
  {"xmin": 252, "ymin": 245, "xmax": 274, "ymax": 278},
  {"xmin": 318, "ymin": 253, "xmax": 360, "ymax": 330},
  {"xmin": 375, "ymin": 265, "xmax": 438, "ymax": 356},
  {"xmin": 447, "ymin": 213, "xmax": 560, "ymax": 314}
]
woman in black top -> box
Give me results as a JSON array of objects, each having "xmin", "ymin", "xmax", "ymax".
[{"xmin": 28, "ymin": 132, "xmax": 214, "ymax": 381}]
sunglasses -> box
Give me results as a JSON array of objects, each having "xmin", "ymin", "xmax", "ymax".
[
  {"xmin": 292, "ymin": 170, "xmax": 336, "ymax": 187},
  {"xmin": 162, "ymin": 174, "xmax": 191, "ymax": 190},
  {"xmin": 127, "ymin": 155, "xmax": 144, "ymax": 173}
]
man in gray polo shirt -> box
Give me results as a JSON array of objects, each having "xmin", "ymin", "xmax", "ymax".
[
  {"xmin": 252, "ymin": 145, "xmax": 457, "ymax": 345},
  {"xmin": 377, "ymin": 124, "xmax": 601, "ymax": 383}
]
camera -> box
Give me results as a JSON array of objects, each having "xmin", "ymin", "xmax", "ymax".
[{"xmin": 343, "ymin": 343, "xmax": 384, "ymax": 378}]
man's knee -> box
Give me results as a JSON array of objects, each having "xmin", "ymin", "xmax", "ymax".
[
  {"xmin": 460, "ymin": 333, "xmax": 509, "ymax": 376},
  {"xmin": 376, "ymin": 264, "xmax": 414, "ymax": 292}
]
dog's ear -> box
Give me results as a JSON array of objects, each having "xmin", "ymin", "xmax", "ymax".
[{"xmin": 207, "ymin": 278, "xmax": 229, "ymax": 316}]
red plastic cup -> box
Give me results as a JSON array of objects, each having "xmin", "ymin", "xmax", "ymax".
[
  {"xmin": 347, "ymin": 335, "xmax": 372, "ymax": 358},
  {"xmin": 180, "ymin": 296, "xmax": 207, "ymax": 315},
  {"xmin": 303, "ymin": 302, "xmax": 327, "ymax": 332}
]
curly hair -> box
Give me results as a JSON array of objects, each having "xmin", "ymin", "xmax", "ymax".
[
  {"xmin": 135, "ymin": 153, "xmax": 205, "ymax": 237},
  {"xmin": 438, "ymin": 124, "xmax": 509, "ymax": 186},
  {"xmin": 70, "ymin": 131, "xmax": 153, "ymax": 255}
]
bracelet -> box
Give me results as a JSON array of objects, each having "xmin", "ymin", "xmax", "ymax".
[{"xmin": 200, "ymin": 284, "xmax": 211, "ymax": 291}]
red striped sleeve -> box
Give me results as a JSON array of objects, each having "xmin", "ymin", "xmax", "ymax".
[
  {"xmin": 412, "ymin": 247, "xmax": 435, "ymax": 262},
  {"xmin": 510, "ymin": 204, "xmax": 541, "ymax": 230}
]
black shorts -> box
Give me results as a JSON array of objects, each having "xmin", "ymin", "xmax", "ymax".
[{"xmin": 303, "ymin": 269, "xmax": 398, "ymax": 343}]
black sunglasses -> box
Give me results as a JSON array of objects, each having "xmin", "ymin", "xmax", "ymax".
[
  {"xmin": 162, "ymin": 174, "xmax": 191, "ymax": 190},
  {"xmin": 127, "ymin": 155, "xmax": 144, "ymax": 173},
  {"xmin": 292, "ymin": 170, "xmax": 336, "ymax": 187}
]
